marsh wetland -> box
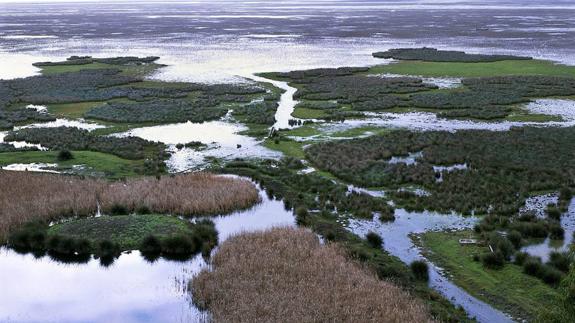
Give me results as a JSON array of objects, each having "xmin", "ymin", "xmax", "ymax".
[{"xmin": 1, "ymin": 1, "xmax": 575, "ymax": 322}]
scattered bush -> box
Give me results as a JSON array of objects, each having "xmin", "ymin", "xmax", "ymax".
[
  {"xmin": 410, "ymin": 260, "xmax": 429, "ymax": 282},
  {"xmin": 481, "ymin": 252, "xmax": 505, "ymax": 269},
  {"xmin": 523, "ymin": 257, "xmax": 545, "ymax": 276},
  {"xmin": 57, "ymin": 150, "xmax": 74, "ymax": 161},
  {"xmin": 140, "ymin": 235, "xmax": 162, "ymax": 256},
  {"xmin": 161, "ymin": 235, "xmax": 196, "ymax": 256},
  {"xmin": 514, "ymin": 252, "xmax": 529, "ymax": 266},
  {"xmin": 295, "ymin": 207, "xmax": 309, "ymax": 225},
  {"xmin": 366, "ymin": 231, "xmax": 383, "ymax": 249},
  {"xmin": 546, "ymin": 206, "xmax": 562, "ymax": 221},
  {"xmin": 548, "ymin": 252, "xmax": 571, "ymax": 273},
  {"xmin": 96, "ymin": 240, "xmax": 121, "ymax": 259},
  {"xmin": 507, "ymin": 230, "xmax": 522, "ymax": 249},
  {"xmin": 549, "ymin": 223, "xmax": 565, "ymax": 240}
]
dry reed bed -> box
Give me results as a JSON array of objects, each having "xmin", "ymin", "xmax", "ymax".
[
  {"xmin": 0, "ymin": 171, "xmax": 259, "ymax": 241},
  {"xmin": 191, "ymin": 227, "xmax": 433, "ymax": 322}
]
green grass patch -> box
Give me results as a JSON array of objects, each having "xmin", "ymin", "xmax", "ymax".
[
  {"xmin": 291, "ymin": 107, "xmax": 328, "ymax": 119},
  {"xmin": 419, "ymin": 230, "xmax": 561, "ymax": 321},
  {"xmin": 39, "ymin": 62, "xmax": 163, "ymax": 78},
  {"xmin": 282, "ymin": 124, "xmax": 321, "ymax": 137},
  {"xmin": 0, "ymin": 150, "xmax": 142, "ymax": 178},
  {"xmin": 48, "ymin": 214, "xmax": 193, "ymax": 251},
  {"xmin": 505, "ymin": 113, "xmax": 563, "ymax": 122},
  {"xmin": 263, "ymin": 139, "xmax": 306, "ymax": 159},
  {"xmin": 47, "ymin": 101, "xmax": 103, "ymax": 119},
  {"xmin": 369, "ymin": 60, "xmax": 575, "ymax": 78}
]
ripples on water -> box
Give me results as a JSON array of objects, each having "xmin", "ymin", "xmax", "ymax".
[{"xmin": 1, "ymin": 0, "xmax": 575, "ymax": 82}]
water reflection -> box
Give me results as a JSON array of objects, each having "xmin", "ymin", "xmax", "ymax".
[
  {"xmin": 521, "ymin": 198, "xmax": 575, "ymax": 262},
  {"xmin": 0, "ymin": 184, "xmax": 295, "ymax": 322},
  {"xmin": 118, "ymin": 119, "xmax": 280, "ymax": 172}
]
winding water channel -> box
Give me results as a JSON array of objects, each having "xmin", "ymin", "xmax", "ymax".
[{"xmin": 1, "ymin": 75, "xmax": 574, "ymax": 322}]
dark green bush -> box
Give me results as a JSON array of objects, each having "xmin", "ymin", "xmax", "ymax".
[
  {"xmin": 97, "ymin": 240, "xmax": 121, "ymax": 258},
  {"xmin": 514, "ymin": 252, "xmax": 529, "ymax": 266},
  {"xmin": 57, "ymin": 149, "xmax": 74, "ymax": 161},
  {"xmin": 546, "ymin": 206, "xmax": 562, "ymax": 221},
  {"xmin": 481, "ymin": 252, "xmax": 505, "ymax": 269},
  {"xmin": 295, "ymin": 207, "xmax": 309, "ymax": 225},
  {"xmin": 507, "ymin": 230, "xmax": 522, "ymax": 249},
  {"xmin": 486, "ymin": 232, "xmax": 515, "ymax": 260},
  {"xmin": 366, "ymin": 231, "xmax": 383, "ymax": 249},
  {"xmin": 410, "ymin": 260, "xmax": 429, "ymax": 282},
  {"xmin": 109, "ymin": 204, "xmax": 129, "ymax": 215},
  {"xmin": 140, "ymin": 235, "xmax": 162, "ymax": 255},
  {"xmin": 549, "ymin": 224, "xmax": 565, "ymax": 240},
  {"xmin": 161, "ymin": 235, "xmax": 196, "ymax": 255},
  {"xmin": 136, "ymin": 205, "xmax": 151, "ymax": 215},
  {"xmin": 541, "ymin": 267, "xmax": 564, "ymax": 286},
  {"xmin": 548, "ymin": 252, "xmax": 571, "ymax": 273},
  {"xmin": 523, "ymin": 257, "xmax": 544, "ymax": 277}
]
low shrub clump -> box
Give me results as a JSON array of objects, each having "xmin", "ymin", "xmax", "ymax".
[
  {"xmin": 366, "ymin": 231, "xmax": 383, "ymax": 249},
  {"xmin": 410, "ymin": 260, "xmax": 430, "ymax": 282},
  {"xmin": 523, "ymin": 256, "xmax": 565, "ymax": 286},
  {"xmin": 6, "ymin": 216, "xmax": 218, "ymax": 264},
  {"xmin": 191, "ymin": 228, "xmax": 432, "ymax": 322}
]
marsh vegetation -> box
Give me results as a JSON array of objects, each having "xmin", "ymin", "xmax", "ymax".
[
  {"xmin": 0, "ymin": 171, "xmax": 259, "ymax": 242},
  {"xmin": 192, "ymin": 227, "xmax": 433, "ymax": 322}
]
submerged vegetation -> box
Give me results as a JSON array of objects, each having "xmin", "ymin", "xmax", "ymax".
[{"xmin": 192, "ymin": 228, "xmax": 433, "ymax": 322}]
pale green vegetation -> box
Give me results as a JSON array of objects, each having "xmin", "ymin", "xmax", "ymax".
[
  {"xmin": 0, "ymin": 150, "xmax": 142, "ymax": 178},
  {"xmin": 419, "ymin": 231, "xmax": 562, "ymax": 321},
  {"xmin": 369, "ymin": 60, "xmax": 575, "ymax": 78}
]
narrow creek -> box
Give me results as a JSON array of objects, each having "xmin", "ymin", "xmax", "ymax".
[{"xmin": 347, "ymin": 210, "xmax": 513, "ymax": 323}]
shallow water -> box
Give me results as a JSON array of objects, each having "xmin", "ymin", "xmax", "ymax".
[
  {"xmin": 314, "ymin": 110, "xmax": 575, "ymax": 134},
  {"xmin": 523, "ymin": 98, "xmax": 575, "ymax": 121},
  {"xmin": 347, "ymin": 210, "xmax": 513, "ymax": 323},
  {"xmin": 521, "ymin": 198, "xmax": 575, "ymax": 262},
  {"xmin": 0, "ymin": 131, "xmax": 45, "ymax": 150},
  {"xmin": 247, "ymin": 75, "xmax": 300, "ymax": 130},
  {"xmin": 1, "ymin": 1, "xmax": 575, "ymax": 83},
  {"xmin": 118, "ymin": 119, "xmax": 281, "ymax": 172},
  {"xmin": 0, "ymin": 183, "xmax": 295, "ymax": 322},
  {"xmin": 1, "ymin": 162, "xmax": 58, "ymax": 173},
  {"xmin": 15, "ymin": 118, "xmax": 106, "ymax": 131}
]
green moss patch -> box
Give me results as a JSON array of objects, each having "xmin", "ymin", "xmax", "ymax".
[{"xmin": 48, "ymin": 214, "xmax": 193, "ymax": 251}]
